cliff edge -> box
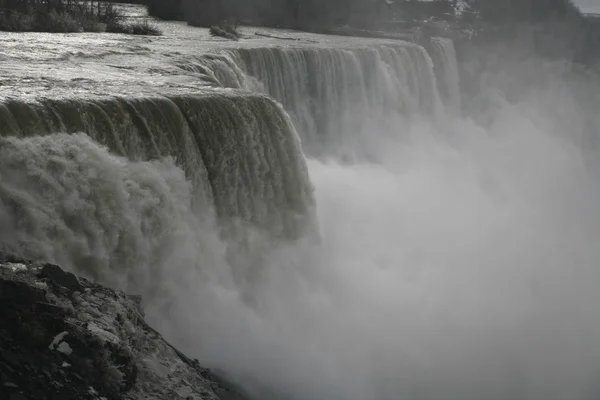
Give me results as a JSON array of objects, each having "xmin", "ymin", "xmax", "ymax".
[{"xmin": 0, "ymin": 254, "xmax": 248, "ymax": 400}]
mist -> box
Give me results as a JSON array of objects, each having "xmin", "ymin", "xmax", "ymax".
[
  {"xmin": 575, "ymin": 0, "xmax": 600, "ymax": 14},
  {"xmin": 137, "ymin": 57, "xmax": 600, "ymax": 400}
]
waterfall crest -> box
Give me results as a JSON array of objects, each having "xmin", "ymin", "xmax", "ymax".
[{"xmin": 184, "ymin": 42, "xmax": 446, "ymax": 157}]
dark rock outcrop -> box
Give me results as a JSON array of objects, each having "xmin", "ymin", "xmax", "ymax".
[{"xmin": 0, "ymin": 255, "xmax": 249, "ymax": 400}]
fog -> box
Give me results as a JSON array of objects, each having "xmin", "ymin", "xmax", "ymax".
[
  {"xmin": 144, "ymin": 58, "xmax": 600, "ymax": 400},
  {"xmin": 575, "ymin": 0, "xmax": 600, "ymax": 14}
]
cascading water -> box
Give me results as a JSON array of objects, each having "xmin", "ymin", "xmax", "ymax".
[
  {"xmin": 1, "ymin": 27, "xmax": 600, "ymax": 400},
  {"xmin": 0, "ymin": 133, "xmax": 206, "ymax": 294},
  {"xmin": 164, "ymin": 38, "xmax": 600, "ymax": 400},
  {"xmin": 183, "ymin": 42, "xmax": 443, "ymax": 159},
  {"xmin": 0, "ymin": 93, "xmax": 315, "ymax": 295},
  {"xmin": 430, "ymin": 37, "xmax": 462, "ymax": 112}
]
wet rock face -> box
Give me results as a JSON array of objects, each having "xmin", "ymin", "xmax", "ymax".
[
  {"xmin": 1, "ymin": 267, "xmax": 120, "ymax": 399},
  {"xmin": 0, "ymin": 255, "xmax": 249, "ymax": 400},
  {"xmin": 0, "ymin": 259, "xmax": 138, "ymax": 400}
]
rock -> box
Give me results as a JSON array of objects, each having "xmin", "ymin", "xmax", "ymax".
[
  {"xmin": 57, "ymin": 341, "xmax": 73, "ymax": 355},
  {"xmin": 127, "ymin": 294, "xmax": 145, "ymax": 317},
  {"xmin": 0, "ymin": 254, "xmax": 253, "ymax": 400},
  {"xmin": 0, "ymin": 253, "xmax": 27, "ymax": 264},
  {"xmin": 38, "ymin": 263, "xmax": 83, "ymax": 293}
]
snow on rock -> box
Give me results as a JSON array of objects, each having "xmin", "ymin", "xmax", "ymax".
[{"xmin": 0, "ymin": 253, "xmax": 251, "ymax": 400}]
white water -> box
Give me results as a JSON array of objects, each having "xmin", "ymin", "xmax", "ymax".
[
  {"xmin": 0, "ymin": 21, "xmax": 599, "ymax": 400},
  {"xmin": 430, "ymin": 37, "xmax": 461, "ymax": 112},
  {"xmin": 156, "ymin": 42, "xmax": 600, "ymax": 400},
  {"xmin": 186, "ymin": 43, "xmax": 442, "ymax": 158},
  {"xmin": 152, "ymin": 90, "xmax": 600, "ymax": 400}
]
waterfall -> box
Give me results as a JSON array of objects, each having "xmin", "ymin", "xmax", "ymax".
[
  {"xmin": 0, "ymin": 93, "xmax": 315, "ymax": 289},
  {"xmin": 0, "ymin": 133, "xmax": 200, "ymax": 292},
  {"xmin": 3, "ymin": 29, "xmax": 596, "ymax": 400},
  {"xmin": 430, "ymin": 37, "xmax": 462, "ymax": 113},
  {"xmin": 183, "ymin": 42, "xmax": 444, "ymax": 158},
  {"xmin": 0, "ymin": 96, "xmax": 213, "ymax": 206},
  {"xmin": 0, "ymin": 37, "xmax": 460, "ymax": 289},
  {"xmin": 0, "ymin": 35, "xmax": 463, "ymax": 288}
]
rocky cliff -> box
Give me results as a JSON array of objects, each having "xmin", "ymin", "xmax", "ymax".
[{"xmin": 0, "ymin": 254, "xmax": 249, "ymax": 400}]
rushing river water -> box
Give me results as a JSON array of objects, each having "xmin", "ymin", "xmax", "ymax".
[{"xmin": 1, "ymin": 6, "xmax": 600, "ymax": 400}]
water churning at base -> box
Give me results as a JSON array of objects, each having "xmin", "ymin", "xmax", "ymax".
[{"xmin": 0, "ymin": 93, "xmax": 315, "ymax": 294}]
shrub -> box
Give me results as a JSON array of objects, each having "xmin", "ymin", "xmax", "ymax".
[
  {"xmin": 0, "ymin": 1, "xmax": 161, "ymax": 35},
  {"xmin": 106, "ymin": 19, "xmax": 162, "ymax": 36},
  {"xmin": 0, "ymin": 12, "xmax": 34, "ymax": 31},
  {"xmin": 0, "ymin": 10, "xmax": 83, "ymax": 33},
  {"xmin": 81, "ymin": 19, "xmax": 107, "ymax": 33},
  {"xmin": 44, "ymin": 10, "xmax": 83, "ymax": 32},
  {"xmin": 127, "ymin": 20, "xmax": 162, "ymax": 35}
]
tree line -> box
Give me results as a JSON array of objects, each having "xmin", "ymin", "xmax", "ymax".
[
  {"xmin": 464, "ymin": 0, "xmax": 581, "ymax": 22},
  {"xmin": 463, "ymin": 0, "xmax": 600, "ymax": 64},
  {"xmin": 0, "ymin": 0, "xmax": 592, "ymax": 31},
  {"xmin": 142, "ymin": 0, "xmax": 458, "ymax": 29},
  {"xmin": 139, "ymin": 0, "xmax": 591, "ymax": 30},
  {"xmin": 136, "ymin": 0, "xmax": 599, "ymax": 64}
]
